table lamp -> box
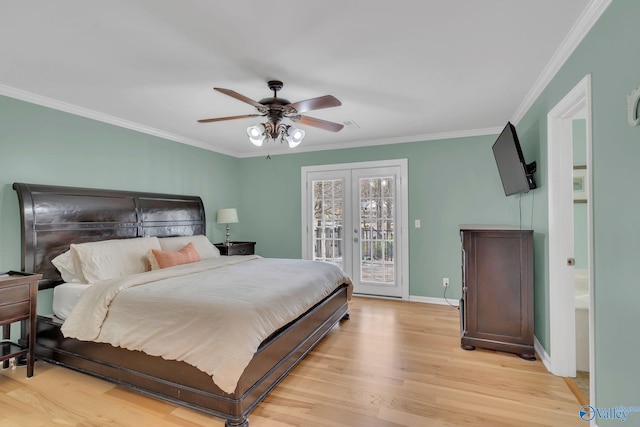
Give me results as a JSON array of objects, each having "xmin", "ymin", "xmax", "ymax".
[{"xmin": 217, "ymin": 208, "xmax": 238, "ymax": 246}]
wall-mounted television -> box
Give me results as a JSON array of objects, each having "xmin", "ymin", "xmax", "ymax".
[{"xmin": 492, "ymin": 122, "xmax": 537, "ymax": 196}]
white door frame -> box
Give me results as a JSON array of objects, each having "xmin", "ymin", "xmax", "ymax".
[
  {"xmin": 301, "ymin": 159, "xmax": 409, "ymax": 300},
  {"xmin": 547, "ymin": 74, "xmax": 595, "ymax": 404}
]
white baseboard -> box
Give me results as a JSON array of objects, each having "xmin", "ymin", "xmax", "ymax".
[
  {"xmin": 409, "ymin": 295, "xmax": 459, "ymax": 307},
  {"xmin": 408, "ymin": 300, "xmax": 553, "ymax": 376},
  {"xmin": 354, "ymin": 294, "xmax": 460, "ymax": 307},
  {"xmin": 403, "ymin": 300, "xmax": 554, "ymax": 372},
  {"xmin": 534, "ymin": 336, "xmax": 552, "ymax": 373}
]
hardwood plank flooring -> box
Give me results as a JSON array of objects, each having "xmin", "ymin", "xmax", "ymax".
[{"xmin": 0, "ymin": 297, "xmax": 583, "ymax": 426}]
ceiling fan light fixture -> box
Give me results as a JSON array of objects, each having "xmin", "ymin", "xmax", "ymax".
[
  {"xmin": 247, "ymin": 124, "xmax": 266, "ymax": 146},
  {"xmin": 201, "ymin": 80, "xmax": 343, "ymax": 149},
  {"xmin": 285, "ymin": 125, "xmax": 305, "ymax": 148}
]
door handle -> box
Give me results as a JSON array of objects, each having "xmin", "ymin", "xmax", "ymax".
[{"xmin": 567, "ymin": 258, "xmax": 575, "ymax": 266}]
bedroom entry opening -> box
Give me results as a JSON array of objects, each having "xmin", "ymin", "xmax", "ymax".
[{"xmin": 301, "ymin": 160, "xmax": 408, "ymax": 299}]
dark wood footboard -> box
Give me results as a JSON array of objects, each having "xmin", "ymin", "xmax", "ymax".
[{"xmin": 36, "ymin": 284, "xmax": 350, "ymax": 427}]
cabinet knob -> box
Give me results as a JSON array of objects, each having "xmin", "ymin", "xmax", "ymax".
[{"xmin": 567, "ymin": 258, "xmax": 575, "ymax": 266}]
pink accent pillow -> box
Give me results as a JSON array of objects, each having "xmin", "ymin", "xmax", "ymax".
[{"xmin": 148, "ymin": 242, "xmax": 201, "ymax": 270}]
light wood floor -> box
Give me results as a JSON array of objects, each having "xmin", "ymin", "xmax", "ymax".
[{"xmin": 0, "ymin": 297, "xmax": 583, "ymax": 426}]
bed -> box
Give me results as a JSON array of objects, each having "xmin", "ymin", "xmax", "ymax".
[{"xmin": 13, "ymin": 182, "xmax": 351, "ymax": 427}]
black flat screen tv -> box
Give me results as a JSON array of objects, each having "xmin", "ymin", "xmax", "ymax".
[{"xmin": 492, "ymin": 122, "xmax": 537, "ymax": 196}]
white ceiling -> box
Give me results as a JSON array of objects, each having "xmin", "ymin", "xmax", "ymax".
[{"xmin": 0, "ymin": 1, "xmax": 600, "ymax": 158}]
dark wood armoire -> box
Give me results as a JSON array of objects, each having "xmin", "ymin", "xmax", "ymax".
[{"xmin": 459, "ymin": 226, "xmax": 535, "ymax": 360}]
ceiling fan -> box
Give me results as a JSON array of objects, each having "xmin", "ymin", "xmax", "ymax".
[{"xmin": 198, "ymin": 80, "xmax": 344, "ymax": 147}]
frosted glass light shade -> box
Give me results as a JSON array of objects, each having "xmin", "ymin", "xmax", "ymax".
[
  {"xmin": 285, "ymin": 126, "xmax": 305, "ymax": 148},
  {"xmin": 247, "ymin": 124, "xmax": 266, "ymax": 146}
]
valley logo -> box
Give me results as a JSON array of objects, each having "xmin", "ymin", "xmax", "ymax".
[{"xmin": 580, "ymin": 405, "xmax": 640, "ymax": 423}]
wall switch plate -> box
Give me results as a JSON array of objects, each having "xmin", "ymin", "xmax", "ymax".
[
  {"xmin": 443, "ymin": 277, "xmax": 449, "ymax": 287},
  {"xmin": 415, "ymin": 219, "xmax": 421, "ymax": 228}
]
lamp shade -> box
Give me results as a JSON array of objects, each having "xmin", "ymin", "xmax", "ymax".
[{"xmin": 217, "ymin": 208, "xmax": 238, "ymax": 224}]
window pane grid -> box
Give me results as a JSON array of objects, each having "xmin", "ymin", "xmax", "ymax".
[
  {"xmin": 312, "ymin": 179, "xmax": 343, "ymax": 270},
  {"xmin": 359, "ymin": 177, "xmax": 394, "ymax": 284}
]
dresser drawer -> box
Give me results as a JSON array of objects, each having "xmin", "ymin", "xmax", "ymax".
[
  {"xmin": 229, "ymin": 244, "xmax": 253, "ymax": 255},
  {"xmin": 0, "ymin": 283, "xmax": 29, "ymax": 303},
  {"xmin": 0, "ymin": 300, "xmax": 30, "ymax": 322},
  {"xmin": 215, "ymin": 242, "xmax": 256, "ymax": 256},
  {"xmin": 0, "ymin": 271, "xmax": 41, "ymax": 378}
]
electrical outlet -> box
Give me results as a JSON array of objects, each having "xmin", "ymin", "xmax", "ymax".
[{"xmin": 443, "ymin": 277, "xmax": 449, "ymax": 287}]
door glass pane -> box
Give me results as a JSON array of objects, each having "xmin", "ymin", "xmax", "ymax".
[
  {"xmin": 359, "ymin": 177, "xmax": 394, "ymax": 284},
  {"xmin": 312, "ymin": 179, "xmax": 343, "ymax": 270}
]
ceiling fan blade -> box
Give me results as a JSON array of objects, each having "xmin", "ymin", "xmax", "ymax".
[
  {"xmin": 214, "ymin": 88, "xmax": 264, "ymax": 109},
  {"xmin": 296, "ymin": 115, "xmax": 344, "ymax": 132},
  {"xmin": 198, "ymin": 114, "xmax": 263, "ymax": 123},
  {"xmin": 287, "ymin": 95, "xmax": 341, "ymax": 114}
]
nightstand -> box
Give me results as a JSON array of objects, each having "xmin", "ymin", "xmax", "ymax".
[
  {"xmin": 1, "ymin": 271, "xmax": 41, "ymax": 377},
  {"xmin": 215, "ymin": 242, "xmax": 256, "ymax": 256}
]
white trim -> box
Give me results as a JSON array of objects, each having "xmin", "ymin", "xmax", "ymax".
[
  {"xmin": 512, "ymin": 0, "xmax": 611, "ymax": 124},
  {"xmin": 547, "ymin": 75, "xmax": 595, "ymax": 409},
  {"xmin": 0, "ymin": 83, "xmax": 505, "ymax": 158},
  {"xmin": 547, "ymin": 77, "xmax": 588, "ymax": 378},
  {"xmin": 409, "ymin": 295, "xmax": 459, "ymax": 307},
  {"xmin": 0, "ymin": 84, "xmax": 240, "ymax": 158},
  {"xmin": 301, "ymin": 159, "xmax": 407, "ymax": 174},
  {"xmin": 586, "ymin": 87, "xmax": 596, "ymax": 416},
  {"xmin": 237, "ymin": 127, "xmax": 503, "ymax": 158},
  {"xmin": 301, "ymin": 159, "xmax": 409, "ymax": 300},
  {"xmin": 534, "ymin": 336, "xmax": 552, "ymax": 373},
  {"xmin": 355, "ymin": 294, "xmax": 458, "ymax": 308}
]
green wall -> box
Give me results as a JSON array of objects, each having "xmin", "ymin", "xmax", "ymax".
[
  {"xmin": 515, "ymin": 0, "xmax": 640, "ymax": 419},
  {"xmin": 236, "ymin": 136, "xmax": 536, "ymax": 301},
  {"xmin": 0, "ymin": 95, "xmax": 242, "ymax": 313}
]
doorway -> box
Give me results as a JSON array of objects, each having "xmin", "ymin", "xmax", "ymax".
[
  {"xmin": 547, "ymin": 75, "xmax": 595, "ymax": 405},
  {"xmin": 301, "ymin": 159, "xmax": 409, "ymax": 299}
]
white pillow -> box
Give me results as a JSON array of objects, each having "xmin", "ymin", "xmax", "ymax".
[
  {"xmin": 70, "ymin": 237, "xmax": 162, "ymax": 283},
  {"xmin": 158, "ymin": 235, "xmax": 220, "ymax": 259},
  {"xmin": 51, "ymin": 250, "xmax": 78, "ymax": 283}
]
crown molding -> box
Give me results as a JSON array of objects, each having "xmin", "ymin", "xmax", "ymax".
[
  {"xmin": 0, "ymin": 84, "xmax": 239, "ymax": 158},
  {"xmin": 235, "ymin": 127, "xmax": 504, "ymax": 158},
  {"xmin": 1, "ymin": 0, "xmax": 611, "ymax": 159},
  {"xmin": 1, "ymin": 82, "xmax": 500, "ymax": 158},
  {"xmin": 511, "ymin": 0, "xmax": 612, "ymax": 124}
]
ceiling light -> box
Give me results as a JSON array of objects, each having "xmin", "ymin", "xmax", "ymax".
[
  {"xmin": 285, "ymin": 126, "xmax": 305, "ymax": 148},
  {"xmin": 246, "ymin": 124, "xmax": 266, "ymax": 146},
  {"xmin": 246, "ymin": 122, "xmax": 306, "ymax": 148}
]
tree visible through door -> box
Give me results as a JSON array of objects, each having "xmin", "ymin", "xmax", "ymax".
[
  {"xmin": 358, "ymin": 176, "xmax": 395, "ymax": 285},
  {"xmin": 308, "ymin": 165, "xmax": 402, "ymax": 298}
]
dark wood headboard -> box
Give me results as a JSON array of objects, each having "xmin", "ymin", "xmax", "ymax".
[{"xmin": 13, "ymin": 183, "xmax": 206, "ymax": 289}]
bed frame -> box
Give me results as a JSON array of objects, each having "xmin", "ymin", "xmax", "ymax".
[{"xmin": 13, "ymin": 182, "xmax": 350, "ymax": 427}]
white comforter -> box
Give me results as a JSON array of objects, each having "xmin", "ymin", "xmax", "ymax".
[{"xmin": 61, "ymin": 256, "xmax": 352, "ymax": 394}]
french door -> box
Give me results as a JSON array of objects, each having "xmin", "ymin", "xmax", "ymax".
[{"xmin": 301, "ymin": 160, "xmax": 408, "ymax": 299}]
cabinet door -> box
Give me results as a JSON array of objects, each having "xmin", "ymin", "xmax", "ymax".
[{"xmin": 463, "ymin": 230, "xmax": 532, "ymax": 345}]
